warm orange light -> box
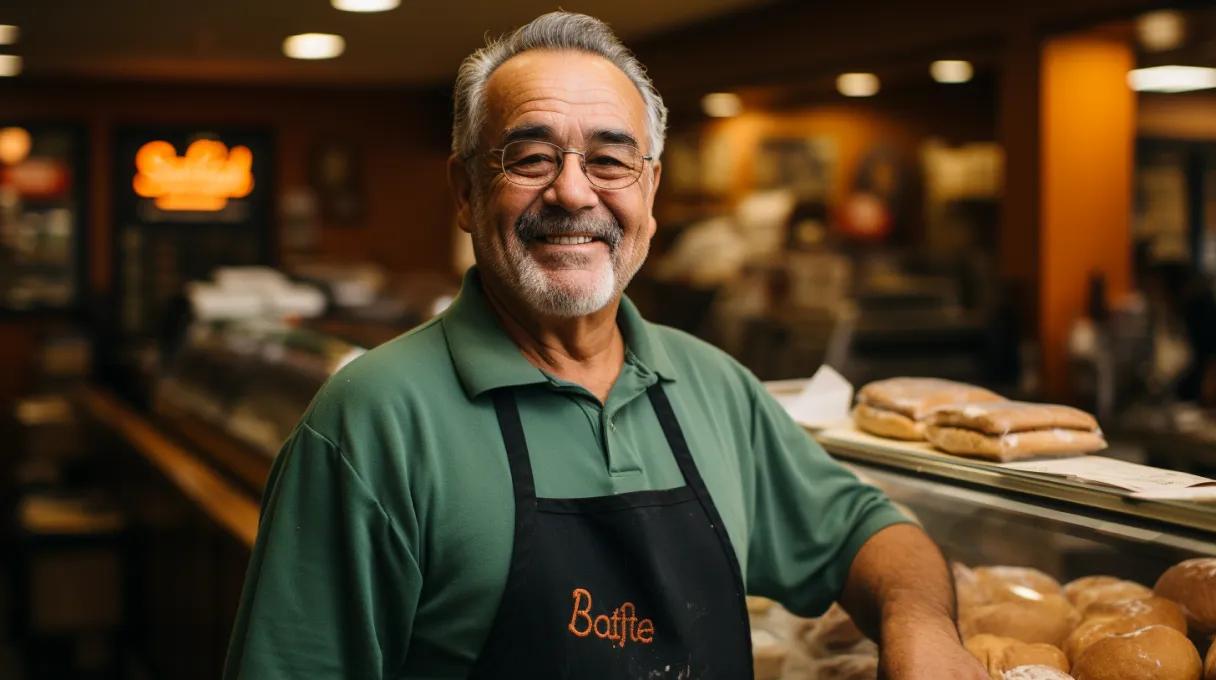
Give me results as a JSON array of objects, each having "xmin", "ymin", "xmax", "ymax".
[{"xmin": 133, "ymin": 139, "xmax": 254, "ymax": 211}]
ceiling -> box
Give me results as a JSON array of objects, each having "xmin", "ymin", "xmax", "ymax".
[{"xmin": 0, "ymin": 0, "xmax": 777, "ymax": 87}]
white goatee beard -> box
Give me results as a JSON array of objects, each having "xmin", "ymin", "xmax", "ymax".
[{"xmin": 470, "ymin": 200, "xmax": 647, "ymax": 318}]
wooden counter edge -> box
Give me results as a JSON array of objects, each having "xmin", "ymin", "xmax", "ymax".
[{"xmin": 78, "ymin": 386, "xmax": 260, "ymax": 549}]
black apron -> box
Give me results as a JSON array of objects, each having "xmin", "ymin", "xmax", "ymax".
[{"xmin": 469, "ymin": 383, "xmax": 753, "ymax": 679}]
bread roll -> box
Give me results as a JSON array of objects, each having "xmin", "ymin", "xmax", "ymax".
[
  {"xmin": 1155, "ymin": 559, "xmax": 1216, "ymax": 636},
  {"xmin": 1064, "ymin": 596, "xmax": 1187, "ymax": 663},
  {"xmin": 1071, "ymin": 580, "xmax": 1154, "ymax": 613},
  {"xmin": 960, "ymin": 594, "xmax": 1079, "ymax": 647},
  {"xmin": 925, "ymin": 425, "xmax": 1107, "ymax": 461},
  {"xmin": 1064, "ymin": 576, "xmax": 1124, "ymax": 605},
  {"xmin": 1204, "ymin": 639, "xmax": 1216, "ymax": 680},
  {"xmin": 1082, "ymin": 596, "xmax": 1187, "ymax": 633},
  {"xmin": 1003, "ymin": 667, "xmax": 1076, "ymax": 680},
  {"xmin": 1072, "ymin": 625, "xmax": 1201, "ymax": 680},
  {"xmin": 965, "ymin": 634, "xmax": 1069, "ymax": 679},
  {"xmin": 857, "ymin": 378, "xmax": 1003, "ymax": 420},
  {"xmin": 852, "ymin": 403, "xmax": 925, "ymax": 440},
  {"xmin": 956, "ymin": 562, "xmax": 986, "ymax": 610},
  {"xmin": 975, "ymin": 567, "xmax": 1064, "ymax": 603},
  {"xmin": 807, "ymin": 654, "xmax": 879, "ymax": 680},
  {"xmin": 752, "ymin": 629, "xmax": 787, "ymax": 680},
  {"xmin": 747, "ymin": 595, "xmax": 776, "ymax": 616}
]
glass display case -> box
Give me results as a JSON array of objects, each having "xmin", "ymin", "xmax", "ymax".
[
  {"xmin": 0, "ymin": 123, "xmax": 86, "ymax": 311},
  {"xmin": 152, "ymin": 321, "xmax": 363, "ymax": 488}
]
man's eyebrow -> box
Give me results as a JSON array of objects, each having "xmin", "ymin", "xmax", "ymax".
[
  {"xmin": 500, "ymin": 124, "xmax": 555, "ymax": 145},
  {"xmin": 591, "ymin": 129, "xmax": 641, "ymax": 148}
]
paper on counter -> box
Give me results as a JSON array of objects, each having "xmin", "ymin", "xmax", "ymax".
[
  {"xmin": 1002, "ymin": 456, "xmax": 1216, "ymax": 493},
  {"xmin": 1128, "ymin": 486, "xmax": 1216, "ymax": 501},
  {"xmin": 781, "ymin": 365, "xmax": 854, "ymax": 430}
]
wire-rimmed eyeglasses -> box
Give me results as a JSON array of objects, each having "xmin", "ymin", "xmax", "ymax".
[{"xmin": 487, "ymin": 139, "xmax": 652, "ymax": 191}]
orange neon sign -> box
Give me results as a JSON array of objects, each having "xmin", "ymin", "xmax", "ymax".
[{"xmin": 132, "ymin": 139, "xmax": 254, "ymax": 211}]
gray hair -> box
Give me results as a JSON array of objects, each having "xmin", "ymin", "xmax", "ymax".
[{"xmin": 451, "ymin": 11, "xmax": 668, "ymax": 160}]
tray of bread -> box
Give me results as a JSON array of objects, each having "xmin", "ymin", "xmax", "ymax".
[{"xmin": 747, "ymin": 557, "xmax": 1216, "ymax": 680}]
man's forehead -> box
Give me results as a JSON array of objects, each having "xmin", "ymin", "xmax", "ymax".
[{"xmin": 483, "ymin": 50, "xmax": 647, "ymax": 144}]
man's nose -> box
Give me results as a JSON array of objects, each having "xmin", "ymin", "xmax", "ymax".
[{"xmin": 542, "ymin": 153, "xmax": 600, "ymax": 213}]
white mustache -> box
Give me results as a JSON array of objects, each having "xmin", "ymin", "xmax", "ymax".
[{"xmin": 515, "ymin": 211, "xmax": 622, "ymax": 250}]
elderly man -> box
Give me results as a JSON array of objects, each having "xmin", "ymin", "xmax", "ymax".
[{"xmin": 225, "ymin": 11, "xmax": 987, "ymax": 679}]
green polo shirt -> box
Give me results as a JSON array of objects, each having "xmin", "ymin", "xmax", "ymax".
[{"xmin": 224, "ymin": 268, "xmax": 908, "ymax": 679}]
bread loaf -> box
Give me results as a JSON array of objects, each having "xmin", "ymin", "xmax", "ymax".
[
  {"xmin": 925, "ymin": 425, "xmax": 1107, "ymax": 461},
  {"xmin": 1071, "ymin": 625, "xmax": 1201, "ymax": 680},
  {"xmin": 960, "ymin": 594, "xmax": 1079, "ymax": 647},
  {"xmin": 1155, "ymin": 559, "xmax": 1216, "ymax": 636},
  {"xmin": 964, "ymin": 634, "xmax": 1069, "ymax": 679},
  {"xmin": 930, "ymin": 401, "xmax": 1099, "ymax": 435}
]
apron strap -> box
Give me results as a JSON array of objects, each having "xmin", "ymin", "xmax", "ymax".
[
  {"xmin": 492, "ymin": 389, "xmax": 537, "ymax": 503},
  {"xmin": 646, "ymin": 383, "xmax": 749, "ymax": 597},
  {"xmin": 646, "ymin": 383, "xmax": 707, "ymax": 493}
]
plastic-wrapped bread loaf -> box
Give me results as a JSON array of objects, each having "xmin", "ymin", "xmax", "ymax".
[
  {"xmin": 930, "ymin": 402, "xmax": 1099, "ymax": 435},
  {"xmin": 852, "ymin": 378, "xmax": 1003, "ymax": 440},
  {"xmin": 925, "ymin": 402, "xmax": 1106, "ymax": 461}
]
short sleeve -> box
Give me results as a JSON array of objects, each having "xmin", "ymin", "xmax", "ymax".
[
  {"xmin": 743, "ymin": 380, "xmax": 910, "ymax": 617},
  {"xmin": 223, "ymin": 423, "xmax": 421, "ymax": 679}
]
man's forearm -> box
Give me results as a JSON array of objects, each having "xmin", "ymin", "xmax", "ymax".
[{"xmin": 838, "ymin": 523, "xmax": 957, "ymax": 644}]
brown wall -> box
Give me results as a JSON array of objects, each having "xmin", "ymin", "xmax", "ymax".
[
  {"xmin": 0, "ymin": 79, "xmax": 456, "ymax": 295},
  {"xmin": 0, "ymin": 80, "xmax": 455, "ymax": 405}
]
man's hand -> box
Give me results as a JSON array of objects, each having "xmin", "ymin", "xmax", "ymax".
[{"xmin": 879, "ymin": 614, "xmax": 988, "ymax": 680}]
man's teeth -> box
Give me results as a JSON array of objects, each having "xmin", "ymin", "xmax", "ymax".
[{"xmin": 542, "ymin": 235, "xmax": 595, "ymax": 245}]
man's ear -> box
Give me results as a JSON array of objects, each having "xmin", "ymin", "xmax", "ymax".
[
  {"xmin": 647, "ymin": 160, "xmax": 662, "ymax": 204},
  {"xmin": 448, "ymin": 154, "xmax": 474, "ymax": 234},
  {"xmin": 645, "ymin": 160, "xmax": 662, "ymax": 239}
]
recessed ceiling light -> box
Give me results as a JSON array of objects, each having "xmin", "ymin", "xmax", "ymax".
[
  {"xmin": 283, "ymin": 33, "xmax": 345, "ymax": 60},
  {"xmin": 1137, "ymin": 10, "xmax": 1186, "ymax": 53},
  {"xmin": 837, "ymin": 73, "xmax": 880, "ymax": 97},
  {"xmin": 1127, "ymin": 65, "xmax": 1216, "ymax": 93},
  {"xmin": 332, "ymin": 0, "xmax": 400, "ymax": 11},
  {"xmin": 930, "ymin": 60, "xmax": 973, "ymax": 84},
  {"xmin": 0, "ymin": 55, "xmax": 21, "ymax": 77},
  {"xmin": 701, "ymin": 92, "xmax": 742, "ymax": 117},
  {"xmin": 0, "ymin": 25, "xmax": 18, "ymax": 46}
]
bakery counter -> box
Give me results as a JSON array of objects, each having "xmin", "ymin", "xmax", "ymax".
[
  {"xmin": 816, "ymin": 425, "xmax": 1216, "ymax": 538},
  {"xmin": 757, "ymin": 379, "xmax": 1216, "ymax": 678}
]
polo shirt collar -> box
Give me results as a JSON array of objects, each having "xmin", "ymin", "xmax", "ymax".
[{"xmin": 442, "ymin": 267, "xmax": 679, "ymax": 399}]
